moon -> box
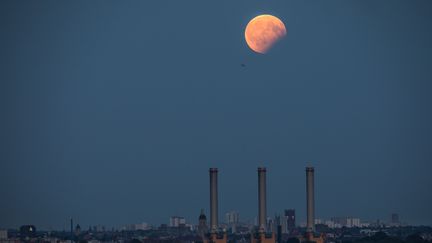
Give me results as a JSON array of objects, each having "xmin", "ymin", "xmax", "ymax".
[{"xmin": 245, "ymin": 14, "xmax": 287, "ymax": 54}]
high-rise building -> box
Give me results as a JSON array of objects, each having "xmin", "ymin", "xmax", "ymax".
[
  {"xmin": 284, "ymin": 209, "xmax": 296, "ymax": 232},
  {"xmin": 0, "ymin": 230, "xmax": 7, "ymax": 240},
  {"xmin": 273, "ymin": 215, "xmax": 282, "ymax": 243},
  {"xmin": 346, "ymin": 218, "xmax": 361, "ymax": 228},
  {"xmin": 331, "ymin": 217, "xmax": 346, "ymax": 228},
  {"xmin": 277, "ymin": 224, "xmax": 282, "ymax": 243},
  {"xmin": 169, "ymin": 216, "xmax": 186, "ymax": 227},
  {"xmin": 134, "ymin": 223, "xmax": 150, "ymax": 231},
  {"xmin": 327, "ymin": 217, "xmax": 361, "ymax": 228},
  {"xmin": 225, "ymin": 211, "xmax": 239, "ymax": 225},
  {"xmin": 274, "ymin": 215, "xmax": 281, "ymax": 233},
  {"xmin": 267, "ymin": 217, "xmax": 275, "ymax": 233},
  {"xmin": 281, "ymin": 216, "xmax": 288, "ymax": 234},
  {"xmin": 225, "ymin": 211, "xmax": 239, "ymax": 233},
  {"xmin": 391, "ymin": 213, "xmax": 400, "ymax": 226}
]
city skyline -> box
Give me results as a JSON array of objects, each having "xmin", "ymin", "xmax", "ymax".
[
  {"xmin": 0, "ymin": 212, "xmax": 412, "ymax": 232},
  {"xmin": 0, "ymin": 165, "xmax": 418, "ymax": 230}
]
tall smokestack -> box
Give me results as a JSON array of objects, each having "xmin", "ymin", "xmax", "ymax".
[
  {"xmin": 258, "ymin": 167, "xmax": 267, "ymax": 233},
  {"xmin": 209, "ymin": 168, "xmax": 218, "ymax": 233},
  {"xmin": 306, "ymin": 166, "xmax": 315, "ymax": 233}
]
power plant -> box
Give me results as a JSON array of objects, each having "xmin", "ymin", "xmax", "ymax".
[{"xmin": 203, "ymin": 166, "xmax": 322, "ymax": 243}]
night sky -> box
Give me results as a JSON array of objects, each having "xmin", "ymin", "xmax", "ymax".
[{"xmin": 1, "ymin": 1, "xmax": 432, "ymax": 230}]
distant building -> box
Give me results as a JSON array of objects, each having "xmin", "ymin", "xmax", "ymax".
[
  {"xmin": 360, "ymin": 221, "xmax": 370, "ymax": 228},
  {"xmin": 277, "ymin": 224, "xmax": 282, "ymax": 243},
  {"xmin": 274, "ymin": 214, "xmax": 282, "ymax": 232},
  {"xmin": 325, "ymin": 217, "xmax": 361, "ymax": 228},
  {"xmin": 0, "ymin": 230, "xmax": 7, "ymax": 240},
  {"xmin": 159, "ymin": 224, "xmax": 168, "ymax": 231},
  {"xmin": 20, "ymin": 225, "xmax": 36, "ymax": 239},
  {"xmin": 197, "ymin": 209, "xmax": 208, "ymax": 238},
  {"xmin": 75, "ymin": 224, "xmax": 81, "ymax": 235},
  {"xmin": 134, "ymin": 223, "xmax": 150, "ymax": 230},
  {"xmin": 324, "ymin": 220, "xmax": 335, "ymax": 228},
  {"xmin": 169, "ymin": 216, "xmax": 186, "ymax": 227},
  {"xmin": 391, "ymin": 213, "xmax": 400, "ymax": 226},
  {"xmin": 92, "ymin": 225, "xmax": 105, "ymax": 232},
  {"xmin": 225, "ymin": 210, "xmax": 239, "ymax": 233},
  {"xmin": 281, "ymin": 216, "xmax": 288, "ymax": 234},
  {"xmin": 267, "ymin": 217, "xmax": 275, "ymax": 233},
  {"xmin": 346, "ymin": 218, "xmax": 361, "ymax": 228},
  {"xmin": 332, "ymin": 217, "xmax": 353, "ymax": 228},
  {"xmin": 225, "ymin": 211, "xmax": 239, "ymax": 225},
  {"xmin": 284, "ymin": 209, "xmax": 296, "ymax": 232}
]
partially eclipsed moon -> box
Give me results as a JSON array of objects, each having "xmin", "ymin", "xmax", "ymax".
[{"xmin": 245, "ymin": 14, "xmax": 287, "ymax": 54}]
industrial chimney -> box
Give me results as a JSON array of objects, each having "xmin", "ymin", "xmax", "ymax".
[
  {"xmin": 306, "ymin": 166, "xmax": 315, "ymax": 233},
  {"xmin": 209, "ymin": 168, "xmax": 218, "ymax": 233},
  {"xmin": 252, "ymin": 167, "xmax": 275, "ymax": 243},
  {"xmin": 258, "ymin": 167, "xmax": 267, "ymax": 233}
]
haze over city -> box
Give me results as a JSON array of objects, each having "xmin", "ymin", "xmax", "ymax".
[{"xmin": 1, "ymin": 0, "xmax": 432, "ymax": 238}]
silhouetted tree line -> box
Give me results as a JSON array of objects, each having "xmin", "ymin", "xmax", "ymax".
[
  {"xmin": 348, "ymin": 231, "xmax": 431, "ymax": 243},
  {"xmin": 105, "ymin": 232, "xmax": 431, "ymax": 243},
  {"xmin": 283, "ymin": 232, "xmax": 431, "ymax": 243}
]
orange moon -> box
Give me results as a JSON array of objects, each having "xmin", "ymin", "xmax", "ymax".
[{"xmin": 245, "ymin": 14, "xmax": 287, "ymax": 54}]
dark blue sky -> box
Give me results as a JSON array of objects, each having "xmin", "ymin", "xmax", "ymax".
[{"xmin": 1, "ymin": 0, "xmax": 432, "ymax": 230}]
